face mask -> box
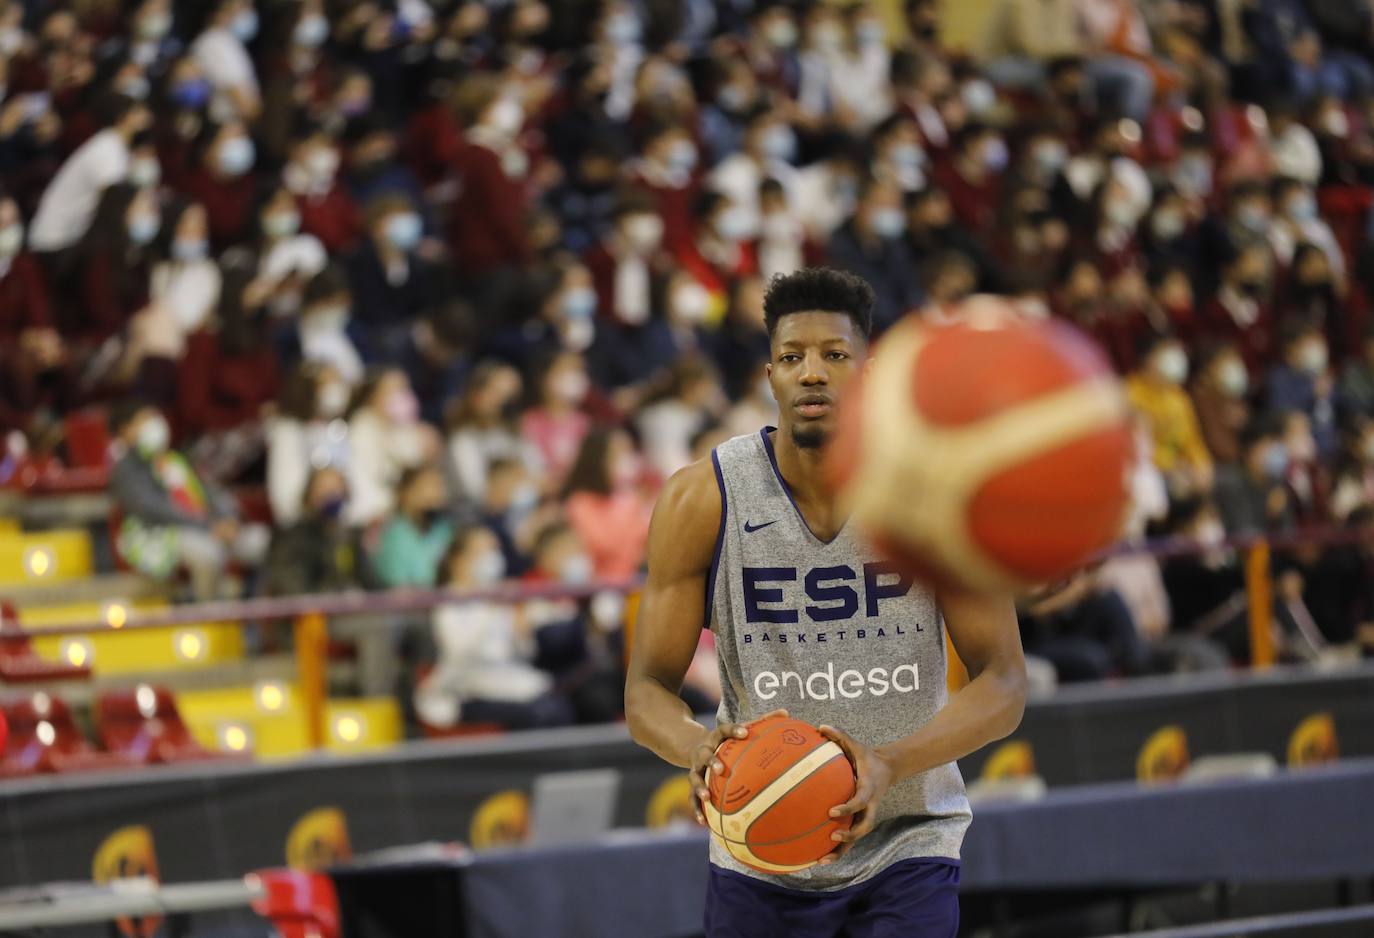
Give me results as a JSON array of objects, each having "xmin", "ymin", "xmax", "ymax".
[
  {"xmin": 553, "ymin": 369, "xmax": 590, "ymax": 403},
  {"xmin": 1152, "ymin": 208, "xmax": 1185, "ymax": 241},
  {"xmin": 128, "ymin": 213, "xmax": 161, "ymax": 245},
  {"xmin": 870, "ymin": 206, "xmax": 906, "ymax": 239},
  {"xmin": 717, "ymin": 84, "xmax": 751, "ymax": 113},
  {"xmin": 563, "ymin": 316, "xmax": 595, "ymax": 351},
  {"xmin": 561, "ymin": 286, "xmax": 597, "ymax": 320},
  {"xmin": 1195, "ymin": 519, "xmax": 1225, "ymax": 549},
  {"xmin": 264, "ymin": 210, "xmax": 300, "ymax": 238},
  {"xmin": 128, "ymin": 156, "xmax": 161, "ymax": 188},
  {"xmin": 1322, "ymin": 109, "xmax": 1350, "ymax": 139},
  {"xmin": 855, "ymin": 20, "xmax": 885, "ymax": 45},
  {"xmin": 317, "ymin": 495, "xmax": 346, "ymax": 520},
  {"xmin": 488, "ymin": 98, "xmax": 524, "ymax": 137},
  {"xmin": 137, "ymin": 12, "xmax": 172, "ymax": 40},
  {"xmin": 1155, "ymin": 347, "xmax": 1188, "ymax": 384},
  {"xmin": 713, "ymin": 207, "xmax": 751, "ymax": 242},
  {"xmin": 813, "ymin": 23, "xmax": 844, "ymax": 52},
  {"xmin": 1286, "ymin": 194, "xmax": 1317, "ymax": 222},
  {"xmin": 1288, "ymin": 434, "xmax": 1316, "ymax": 465},
  {"xmin": 623, "ymin": 214, "xmax": 663, "ymax": 253},
  {"xmin": 1297, "ymin": 342, "xmax": 1328, "ymax": 376},
  {"xmin": 172, "ymin": 239, "xmax": 207, "ymax": 262},
  {"xmin": 888, "ymin": 142, "xmax": 925, "ymax": 171},
  {"xmin": 1262, "ymin": 442, "xmax": 1289, "ymax": 480},
  {"xmin": 217, "ymin": 136, "xmax": 256, "ymax": 177},
  {"xmin": 118, "ymin": 76, "xmax": 150, "ymax": 101},
  {"xmin": 136, "ymin": 415, "xmax": 170, "ymax": 455},
  {"xmin": 384, "ymin": 212, "xmax": 423, "ymax": 251},
  {"xmin": 1235, "ymin": 204, "xmax": 1268, "ymax": 234},
  {"xmin": 1176, "ymin": 154, "xmax": 1213, "ymax": 198},
  {"xmin": 666, "ymin": 140, "xmax": 697, "ymax": 173},
  {"xmin": 982, "ymin": 138, "xmax": 1009, "ymax": 173},
  {"xmin": 672, "ymin": 282, "xmax": 712, "ymax": 323},
  {"xmin": 385, "ymin": 388, "xmax": 419, "ymax": 424},
  {"xmin": 305, "ymin": 147, "xmax": 338, "ymax": 182},
  {"xmin": 1105, "ymin": 199, "xmax": 1136, "ymax": 229},
  {"xmin": 1034, "ymin": 142, "xmax": 1068, "ymax": 176},
  {"xmin": 232, "ymin": 8, "xmax": 259, "ymax": 43},
  {"xmin": 471, "ymin": 550, "xmax": 507, "ymax": 584},
  {"xmin": 294, "ymin": 13, "xmax": 329, "ymax": 47},
  {"xmin": 605, "ymin": 11, "xmax": 640, "ymax": 44},
  {"xmin": 764, "ymin": 19, "xmax": 797, "ymax": 48},
  {"xmin": 761, "ymin": 125, "xmax": 797, "ymax": 163},
  {"xmin": 317, "ymin": 381, "xmax": 349, "ymax": 418},
  {"xmin": 509, "ymin": 482, "xmax": 539, "ymax": 514},
  {"xmin": 171, "ymin": 78, "xmax": 211, "ymax": 110},
  {"xmin": 307, "ymin": 304, "xmax": 349, "ymax": 332},
  {"xmin": 1217, "ymin": 358, "xmax": 1248, "ymax": 398},
  {"xmin": 558, "ymin": 553, "xmax": 593, "ymax": 585},
  {"xmin": 962, "ymin": 79, "xmax": 997, "ymax": 116},
  {"xmin": 0, "ymin": 223, "xmax": 23, "ymax": 257}
]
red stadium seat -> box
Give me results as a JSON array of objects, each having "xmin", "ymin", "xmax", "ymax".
[
  {"xmin": 0, "ymin": 692, "xmax": 137, "ymax": 776},
  {"xmin": 62, "ymin": 408, "xmax": 111, "ymax": 471},
  {"xmin": 95, "ymin": 686, "xmax": 247, "ymax": 764},
  {"xmin": 0, "ymin": 601, "xmax": 92, "ymax": 683},
  {"xmin": 248, "ymin": 868, "xmax": 340, "ymax": 938}
]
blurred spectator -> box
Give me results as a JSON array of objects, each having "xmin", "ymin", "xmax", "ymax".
[
  {"xmin": 263, "ymin": 466, "xmax": 357, "ymax": 596},
  {"xmin": 254, "ymin": 183, "xmax": 327, "ymax": 312},
  {"xmin": 174, "ymin": 120, "xmax": 257, "ymax": 248},
  {"xmin": 347, "ymin": 193, "xmax": 444, "ymax": 362},
  {"xmin": 446, "ymin": 361, "xmax": 539, "ymax": 502},
  {"xmin": 347, "ymin": 368, "xmax": 435, "ymax": 527},
  {"xmin": 1017, "ymin": 569, "xmax": 1154, "ymax": 682},
  {"xmin": 1279, "ymin": 409, "xmax": 1329, "ymax": 524},
  {"xmin": 1159, "ymin": 496, "xmax": 1250, "ymax": 663},
  {"xmin": 562, "ymin": 426, "xmax": 652, "ymax": 579},
  {"xmin": 267, "ymin": 362, "xmax": 350, "ymax": 525},
  {"xmin": 1338, "ymin": 327, "xmax": 1374, "ymax": 417},
  {"xmin": 449, "ymin": 75, "xmax": 531, "ymax": 277},
  {"xmin": 415, "ymin": 525, "xmax": 573, "ymax": 731},
  {"xmin": 827, "ymin": 178, "xmax": 922, "ymax": 330},
  {"xmin": 148, "ymin": 200, "xmax": 220, "ymax": 343},
  {"xmin": 283, "ymin": 122, "xmax": 358, "ymax": 253},
  {"xmin": 1214, "ymin": 416, "xmax": 1295, "ymax": 536},
  {"xmin": 1328, "ymin": 418, "xmax": 1374, "ymax": 521},
  {"xmin": 636, "ymin": 356, "xmax": 727, "ymax": 480},
  {"xmin": 294, "ymin": 265, "xmax": 363, "ymax": 386},
  {"xmin": 373, "ymin": 465, "xmax": 453, "ymax": 588},
  {"xmin": 1203, "ymin": 242, "xmax": 1275, "ymax": 376},
  {"xmin": 109, "ymin": 399, "xmax": 266, "ymax": 599},
  {"xmin": 1126, "ymin": 334, "xmax": 1214, "ymax": 494},
  {"xmin": 1190, "ymin": 343, "xmax": 1252, "ymax": 465},
  {"xmin": 931, "ymin": 123, "xmax": 1006, "ymax": 240},
  {"xmin": 70, "ymin": 183, "xmax": 157, "ymax": 346},
  {"xmin": 1265, "ymin": 322, "xmax": 1338, "ymax": 459},
  {"xmin": 0, "ymin": 194, "xmax": 65, "ymax": 428},
  {"xmin": 190, "ymin": 0, "xmax": 262, "ymax": 124},
  {"xmin": 520, "ymin": 351, "xmax": 592, "ymax": 485},
  {"xmin": 1284, "ymin": 241, "xmax": 1362, "ymax": 364},
  {"xmin": 29, "ymin": 93, "xmax": 149, "ymax": 254}
]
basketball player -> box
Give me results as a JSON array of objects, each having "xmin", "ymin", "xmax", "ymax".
[{"xmin": 626, "ymin": 268, "xmax": 1028, "ymax": 936}]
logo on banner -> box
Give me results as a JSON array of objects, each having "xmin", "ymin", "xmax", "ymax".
[
  {"xmin": 286, "ymin": 807, "xmax": 353, "ymax": 871},
  {"xmin": 1288, "ymin": 712, "xmax": 1339, "ymax": 767},
  {"xmin": 470, "ymin": 790, "xmax": 530, "ymax": 849},
  {"xmin": 92, "ymin": 825, "xmax": 161, "ymax": 938},
  {"xmin": 1136, "ymin": 725, "xmax": 1189, "ymax": 782},
  {"xmin": 645, "ymin": 775, "xmax": 695, "ymax": 828},
  {"xmin": 980, "ymin": 740, "xmax": 1035, "ymax": 781}
]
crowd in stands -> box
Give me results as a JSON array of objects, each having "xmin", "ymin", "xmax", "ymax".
[{"xmin": 2, "ymin": 0, "xmax": 1374, "ymax": 729}]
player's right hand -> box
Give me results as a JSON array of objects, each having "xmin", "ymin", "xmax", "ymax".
[{"xmin": 688, "ymin": 709, "xmax": 789, "ymax": 826}]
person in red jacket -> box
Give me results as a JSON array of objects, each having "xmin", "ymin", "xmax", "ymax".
[
  {"xmin": 448, "ymin": 74, "xmax": 532, "ymax": 277},
  {"xmin": 930, "ymin": 122, "xmax": 1007, "ymax": 241},
  {"xmin": 283, "ymin": 121, "xmax": 360, "ymax": 254},
  {"xmin": 174, "ymin": 120, "xmax": 259, "ymax": 250},
  {"xmin": 629, "ymin": 123, "xmax": 701, "ymax": 254},
  {"xmin": 69, "ymin": 184, "xmax": 158, "ymax": 346},
  {"xmin": 1203, "ymin": 243, "xmax": 1277, "ymax": 379}
]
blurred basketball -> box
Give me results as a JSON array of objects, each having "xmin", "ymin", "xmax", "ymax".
[
  {"xmin": 826, "ymin": 300, "xmax": 1133, "ymax": 594},
  {"xmin": 702, "ymin": 714, "xmax": 856, "ymax": 874}
]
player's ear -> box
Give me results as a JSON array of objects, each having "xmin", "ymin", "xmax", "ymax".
[{"xmin": 765, "ymin": 362, "xmax": 773, "ymax": 379}]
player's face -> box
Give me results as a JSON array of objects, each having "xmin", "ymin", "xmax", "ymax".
[{"xmin": 766, "ymin": 311, "xmax": 865, "ymax": 449}]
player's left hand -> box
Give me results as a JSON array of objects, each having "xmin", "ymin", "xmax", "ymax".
[{"xmin": 816, "ymin": 725, "xmax": 895, "ymax": 865}]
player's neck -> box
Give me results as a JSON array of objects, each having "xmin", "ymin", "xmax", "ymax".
[{"xmin": 772, "ymin": 426, "xmax": 836, "ymax": 509}]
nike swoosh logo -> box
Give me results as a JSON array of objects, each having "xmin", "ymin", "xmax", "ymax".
[{"xmin": 744, "ymin": 520, "xmax": 778, "ymax": 533}]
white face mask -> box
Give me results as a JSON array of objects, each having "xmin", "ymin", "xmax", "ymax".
[
  {"xmin": 136, "ymin": 414, "xmax": 171, "ymax": 455},
  {"xmin": 1195, "ymin": 519, "xmax": 1225, "ymax": 550},
  {"xmin": 622, "ymin": 214, "xmax": 663, "ymax": 253},
  {"xmin": 1155, "ymin": 346, "xmax": 1189, "ymax": 384},
  {"xmin": 263, "ymin": 210, "xmax": 300, "ymax": 239},
  {"xmin": 294, "ymin": 13, "xmax": 329, "ymax": 48},
  {"xmin": 307, "ymin": 304, "xmax": 349, "ymax": 333},
  {"xmin": 128, "ymin": 155, "xmax": 161, "ymax": 189},
  {"xmin": 470, "ymin": 550, "xmax": 507, "ymax": 585},
  {"xmin": 553, "ymin": 369, "xmax": 590, "ymax": 403},
  {"xmin": 317, "ymin": 381, "xmax": 349, "ymax": 418},
  {"xmin": 1216, "ymin": 358, "xmax": 1248, "ymax": 398},
  {"xmin": 562, "ymin": 316, "xmax": 595, "ymax": 352},
  {"xmin": 671, "ymin": 282, "xmax": 712, "ymax": 323},
  {"xmin": 1297, "ymin": 341, "xmax": 1329, "ymax": 376},
  {"xmin": 305, "ymin": 147, "xmax": 338, "ymax": 183},
  {"xmin": 488, "ymin": 98, "xmax": 524, "ymax": 137},
  {"xmin": 558, "ymin": 553, "xmax": 593, "ymax": 585},
  {"xmin": 713, "ymin": 206, "xmax": 751, "ymax": 242},
  {"xmin": 0, "ymin": 223, "xmax": 23, "ymax": 257}
]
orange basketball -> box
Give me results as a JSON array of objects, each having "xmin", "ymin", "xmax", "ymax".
[
  {"xmin": 702, "ymin": 714, "xmax": 856, "ymax": 874},
  {"xmin": 826, "ymin": 300, "xmax": 1132, "ymax": 593}
]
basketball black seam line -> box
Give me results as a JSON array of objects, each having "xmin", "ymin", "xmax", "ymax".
[{"xmin": 711, "ymin": 752, "xmax": 851, "ymax": 848}]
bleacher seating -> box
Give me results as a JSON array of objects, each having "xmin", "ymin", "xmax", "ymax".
[
  {"xmin": 0, "ymin": 692, "xmax": 136, "ymax": 776},
  {"xmin": 0, "ymin": 601, "xmax": 91, "ymax": 683},
  {"xmin": 95, "ymin": 685, "xmax": 246, "ymax": 765}
]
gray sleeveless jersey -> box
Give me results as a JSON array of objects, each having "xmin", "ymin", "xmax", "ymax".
[{"xmin": 705, "ymin": 428, "xmax": 971, "ymax": 891}]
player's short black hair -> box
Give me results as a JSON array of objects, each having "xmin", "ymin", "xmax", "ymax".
[{"xmin": 762, "ymin": 267, "xmax": 874, "ymax": 339}]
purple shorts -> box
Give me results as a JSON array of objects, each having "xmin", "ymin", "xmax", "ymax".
[{"xmin": 704, "ymin": 858, "xmax": 960, "ymax": 938}]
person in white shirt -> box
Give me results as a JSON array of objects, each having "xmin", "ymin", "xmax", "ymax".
[
  {"xmin": 191, "ymin": 0, "xmax": 262, "ymax": 124},
  {"xmin": 346, "ymin": 368, "xmax": 437, "ymax": 527},
  {"xmin": 446, "ymin": 362, "xmax": 541, "ymax": 502},
  {"xmin": 149, "ymin": 201, "xmax": 222, "ymax": 338},
  {"xmin": 297, "ymin": 266, "xmax": 364, "ymax": 387},
  {"xmin": 266, "ymin": 361, "xmax": 352, "ymax": 524},
  {"xmin": 708, "ymin": 109, "xmax": 802, "ymax": 240},
  {"xmin": 29, "ymin": 93, "xmax": 151, "ymax": 254},
  {"xmin": 255, "ymin": 184, "xmax": 327, "ymax": 317}
]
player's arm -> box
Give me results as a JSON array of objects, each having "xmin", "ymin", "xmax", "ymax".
[
  {"xmin": 625, "ymin": 459, "xmax": 777, "ymax": 816},
  {"xmin": 820, "ymin": 588, "xmax": 1026, "ymax": 862}
]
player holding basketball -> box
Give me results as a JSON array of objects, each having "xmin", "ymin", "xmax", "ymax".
[{"xmin": 626, "ymin": 268, "xmax": 1028, "ymax": 936}]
